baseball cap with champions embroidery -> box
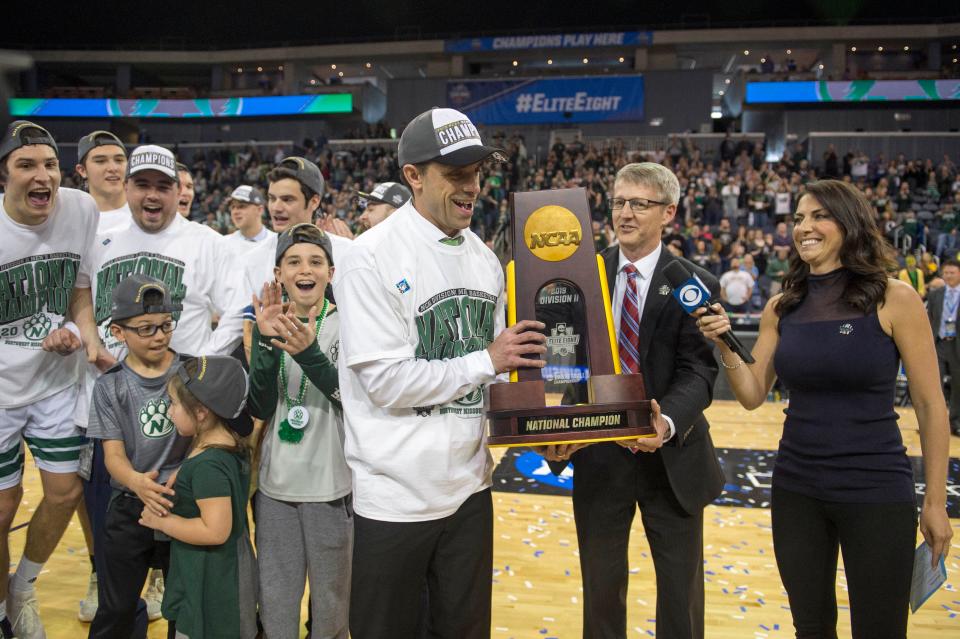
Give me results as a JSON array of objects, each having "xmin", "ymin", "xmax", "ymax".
[
  {"xmin": 127, "ymin": 145, "xmax": 179, "ymax": 182},
  {"xmin": 398, "ymin": 107, "xmax": 506, "ymax": 168},
  {"xmin": 357, "ymin": 182, "xmax": 411, "ymax": 208},
  {"xmin": 228, "ymin": 185, "xmax": 265, "ymax": 205}
]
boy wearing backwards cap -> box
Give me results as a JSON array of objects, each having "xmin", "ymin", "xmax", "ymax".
[
  {"xmin": 0, "ymin": 120, "xmax": 101, "ymax": 639},
  {"xmin": 356, "ymin": 181, "xmax": 411, "ymax": 230},
  {"xmin": 222, "ymin": 156, "xmax": 351, "ymax": 362},
  {"xmin": 247, "ymin": 223, "xmax": 350, "ymax": 639},
  {"xmin": 240, "ymin": 156, "xmax": 351, "ymax": 292},
  {"xmin": 139, "ymin": 355, "xmax": 257, "ymax": 639},
  {"xmin": 333, "ymin": 107, "xmax": 546, "ymax": 638},
  {"xmin": 75, "ymin": 130, "xmax": 131, "ymax": 234},
  {"xmin": 86, "ymin": 274, "xmax": 190, "ymax": 639}
]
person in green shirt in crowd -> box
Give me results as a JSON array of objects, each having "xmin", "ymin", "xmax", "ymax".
[{"xmin": 765, "ymin": 244, "xmax": 791, "ymax": 296}]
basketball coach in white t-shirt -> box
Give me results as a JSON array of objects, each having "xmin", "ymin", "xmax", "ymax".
[{"xmin": 334, "ymin": 107, "xmax": 546, "ymax": 638}]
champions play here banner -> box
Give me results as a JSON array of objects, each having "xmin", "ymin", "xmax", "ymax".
[{"xmin": 447, "ymin": 76, "xmax": 644, "ymax": 125}]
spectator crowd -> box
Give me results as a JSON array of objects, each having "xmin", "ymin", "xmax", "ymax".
[{"xmin": 61, "ymin": 129, "xmax": 960, "ymax": 313}]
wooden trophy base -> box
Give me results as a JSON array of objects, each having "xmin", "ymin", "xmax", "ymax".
[{"xmin": 485, "ymin": 374, "xmax": 654, "ymax": 447}]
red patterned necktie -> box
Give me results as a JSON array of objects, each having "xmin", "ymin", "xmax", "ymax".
[{"xmin": 618, "ymin": 264, "xmax": 641, "ymax": 375}]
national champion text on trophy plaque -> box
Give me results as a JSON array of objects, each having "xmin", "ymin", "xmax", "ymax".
[{"xmin": 485, "ymin": 187, "xmax": 654, "ymax": 447}]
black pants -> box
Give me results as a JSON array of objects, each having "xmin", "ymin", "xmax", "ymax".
[
  {"xmin": 89, "ymin": 493, "xmax": 175, "ymax": 639},
  {"xmin": 349, "ymin": 488, "xmax": 493, "ymax": 639},
  {"xmin": 771, "ymin": 485, "xmax": 916, "ymax": 639},
  {"xmin": 84, "ymin": 443, "xmax": 149, "ymax": 639},
  {"xmin": 936, "ymin": 339, "xmax": 960, "ymax": 431},
  {"xmin": 572, "ymin": 444, "xmax": 705, "ymax": 639}
]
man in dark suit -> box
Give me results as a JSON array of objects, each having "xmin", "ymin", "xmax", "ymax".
[
  {"xmin": 927, "ymin": 258, "xmax": 960, "ymax": 436},
  {"xmin": 545, "ymin": 162, "xmax": 724, "ymax": 639}
]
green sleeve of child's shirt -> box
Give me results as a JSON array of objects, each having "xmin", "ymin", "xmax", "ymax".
[
  {"xmin": 191, "ymin": 456, "xmax": 233, "ymax": 500},
  {"xmin": 248, "ymin": 325, "xmax": 281, "ymax": 421},
  {"xmin": 292, "ymin": 341, "xmax": 342, "ymax": 410}
]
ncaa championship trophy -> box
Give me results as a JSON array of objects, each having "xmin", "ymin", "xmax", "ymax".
[{"xmin": 485, "ymin": 188, "xmax": 654, "ymax": 446}]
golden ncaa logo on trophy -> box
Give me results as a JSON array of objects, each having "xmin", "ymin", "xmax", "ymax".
[{"xmin": 485, "ymin": 188, "xmax": 654, "ymax": 446}]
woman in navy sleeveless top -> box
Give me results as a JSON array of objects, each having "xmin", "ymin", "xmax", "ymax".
[{"xmin": 696, "ymin": 180, "xmax": 952, "ymax": 639}]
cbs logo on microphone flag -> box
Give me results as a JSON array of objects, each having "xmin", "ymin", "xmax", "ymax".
[{"xmin": 672, "ymin": 276, "xmax": 711, "ymax": 313}]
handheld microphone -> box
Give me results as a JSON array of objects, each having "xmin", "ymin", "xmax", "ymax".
[{"xmin": 662, "ymin": 261, "xmax": 756, "ymax": 364}]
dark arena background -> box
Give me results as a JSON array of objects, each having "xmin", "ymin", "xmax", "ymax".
[{"xmin": 1, "ymin": 1, "xmax": 959, "ymax": 637}]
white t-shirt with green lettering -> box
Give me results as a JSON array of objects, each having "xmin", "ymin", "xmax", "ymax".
[
  {"xmin": 334, "ymin": 203, "xmax": 503, "ymax": 522},
  {"xmin": 75, "ymin": 213, "xmax": 239, "ymax": 427},
  {"xmin": 0, "ymin": 188, "xmax": 99, "ymax": 408}
]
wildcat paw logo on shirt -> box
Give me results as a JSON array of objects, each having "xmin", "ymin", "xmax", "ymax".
[
  {"xmin": 22, "ymin": 313, "xmax": 52, "ymax": 341},
  {"xmin": 139, "ymin": 399, "xmax": 174, "ymax": 438}
]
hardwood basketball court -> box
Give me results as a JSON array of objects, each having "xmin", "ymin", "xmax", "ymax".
[{"xmin": 17, "ymin": 400, "xmax": 959, "ymax": 638}]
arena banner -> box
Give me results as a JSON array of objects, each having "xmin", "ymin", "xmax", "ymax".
[
  {"xmin": 445, "ymin": 31, "xmax": 653, "ymax": 53},
  {"xmin": 447, "ymin": 76, "xmax": 644, "ymax": 125},
  {"xmin": 746, "ymin": 80, "xmax": 960, "ymax": 104},
  {"xmin": 8, "ymin": 94, "xmax": 353, "ymax": 118}
]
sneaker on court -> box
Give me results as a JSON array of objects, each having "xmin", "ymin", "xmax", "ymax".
[
  {"xmin": 77, "ymin": 572, "xmax": 97, "ymax": 622},
  {"xmin": 143, "ymin": 572, "xmax": 164, "ymax": 621},
  {"xmin": 7, "ymin": 585, "xmax": 45, "ymax": 639}
]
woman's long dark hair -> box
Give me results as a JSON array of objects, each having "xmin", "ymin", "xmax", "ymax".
[{"xmin": 777, "ymin": 180, "xmax": 896, "ymax": 317}]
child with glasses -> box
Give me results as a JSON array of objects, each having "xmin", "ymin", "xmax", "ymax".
[{"xmin": 86, "ymin": 274, "xmax": 191, "ymax": 639}]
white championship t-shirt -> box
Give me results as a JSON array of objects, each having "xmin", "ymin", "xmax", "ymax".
[
  {"xmin": 97, "ymin": 203, "xmax": 132, "ymax": 234},
  {"xmin": 74, "ymin": 214, "xmax": 240, "ymax": 427},
  {"xmin": 333, "ymin": 203, "xmax": 503, "ymax": 522},
  {"xmin": 0, "ymin": 188, "xmax": 99, "ymax": 408}
]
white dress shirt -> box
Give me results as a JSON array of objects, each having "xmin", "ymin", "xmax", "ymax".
[{"xmin": 611, "ymin": 243, "xmax": 676, "ymax": 441}]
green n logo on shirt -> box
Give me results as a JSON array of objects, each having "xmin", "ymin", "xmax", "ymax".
[
  {"xmin": 22, "ymin": 313, "xmax": 53, "ymax": 341},
  {"xmin": 139, "ymin": 398, "xmax": 174, "ymax": 438}
]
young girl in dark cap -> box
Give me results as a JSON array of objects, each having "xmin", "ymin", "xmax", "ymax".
[{"xmin": 139, "ymin": 355, "xmax": 258, "ymax": 639}]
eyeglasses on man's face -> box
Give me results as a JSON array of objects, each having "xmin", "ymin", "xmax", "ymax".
[
  {"xmin": 118, "ymin": 320, "xmax": 177, "ymax": 337},
  {"xmin": 608, "ymin": 197, "xmax": 668, "ymax": 213}
]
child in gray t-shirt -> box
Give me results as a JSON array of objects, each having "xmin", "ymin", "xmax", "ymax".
[{"xmin": 86, "ymin": 273, "xmax": 189, "ymax": 638}]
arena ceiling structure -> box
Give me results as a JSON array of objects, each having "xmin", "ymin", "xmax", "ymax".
[{"xmin": 5, "ymin": 1, "xmax": 959, "ymax": 50}]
